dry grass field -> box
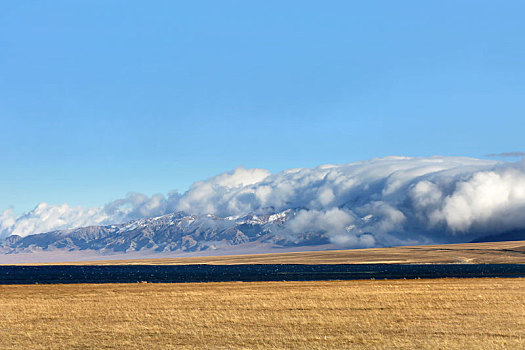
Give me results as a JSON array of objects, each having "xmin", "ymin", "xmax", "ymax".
[
  {"xmin": 0, "ymin": 278, "xmax": 523, "ymax": 349},
  {"xmin": 28, "ymin": 240, "xmax": 525, "ymax": 265}
]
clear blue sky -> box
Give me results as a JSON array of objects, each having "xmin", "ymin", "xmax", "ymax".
[{"xmin": 1, "ymin": 1, "xmax": 524, "ymax": 213}]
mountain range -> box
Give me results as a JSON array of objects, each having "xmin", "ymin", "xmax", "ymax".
[
  {"xmin": 0, "ymin": 209, "xmax": 331, "ymax": 256},
  {"xmin": 2, "ymin": 208, "xmax": 524, "ymax": 260}
]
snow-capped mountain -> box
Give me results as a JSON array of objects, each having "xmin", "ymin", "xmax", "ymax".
[{"xmin": 0, "ymin": 209, "xmax": 330, "ymax": 255}]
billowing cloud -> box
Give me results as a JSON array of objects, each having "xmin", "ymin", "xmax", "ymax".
[
  {"xmin": 2, "ymin": 156, "xmax": 525, "ymax": 247},
  {"xmin": 429, "ymin": 165, "xmax": 525, "ymax": 232},
  {"xmin": 0, "ymin": 203, "xmax": 109, "ymax": 238},
  {"xmin": 0, "ymin": 192, "xmax": 181, "ymax": 238},
  {"xmin": 176, "ymin": 167, "xmax": 271, "ymax": 215}
]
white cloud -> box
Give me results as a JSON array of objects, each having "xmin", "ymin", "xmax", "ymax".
[
  {"xmin": 429, "ymin": 164, "xmax": 525, "ymax": 232},
  {"xmin": 3, "ymin": 156, "xmax": 525, "ymax": 247},
  {"xmin": 175, "ymin": 167, "xmax": 271, "ymax": 216},
  {"xmin": 1, "ymin": 203, "xmax": 109, "ymax": 237}
]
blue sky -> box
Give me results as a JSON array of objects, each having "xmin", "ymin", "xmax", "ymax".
[{"xmin": 1, "ymin": 1, "xmax": 524, "ymax": 214}]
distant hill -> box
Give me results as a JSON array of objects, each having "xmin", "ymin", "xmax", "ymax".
[
  {"xmin": 470, "ymin": 229, "xmax": 525, "ymax": 243},
  {"xmin": 0, "ymin": 210, "xmax": 330, "ymax": 256},
  {"xmin": 2, "ymin": 207, "xmax": 525, "ymax": 263},
  {"xmin": 10, "ymin": 240, "xmax": 525, "ymax": 265}
]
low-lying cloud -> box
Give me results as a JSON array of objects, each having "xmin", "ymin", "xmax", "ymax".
[{"xmin": 2, "ymin": 156, "xmax": 525, "ymax": 247}]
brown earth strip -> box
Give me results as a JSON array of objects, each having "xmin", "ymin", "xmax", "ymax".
[{"xmin": 12, "ymin": 240, "xmax": 525, "ymax": 265}]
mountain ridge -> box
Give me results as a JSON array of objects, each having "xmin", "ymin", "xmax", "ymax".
[
  {"xmin": 3, "ymin": 208, "xmax": 525, "ymax": 259},
  {"xmin": 0, "ymin": 209, "xmax": 331, "ymax": 255}
]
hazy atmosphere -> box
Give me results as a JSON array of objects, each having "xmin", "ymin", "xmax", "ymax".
[
  {"xmin": 1, "ymin": 3, "xmax": 524, "ymax": 349},
  {"xmin": 2, "ymin": 1, "xmax": 525, "ymax": 250},
  {"xmin": 2, "ymin": 156, "xmax": 525, "ymax": 248}
]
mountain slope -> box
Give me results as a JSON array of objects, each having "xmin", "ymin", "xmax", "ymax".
[
  {"xmin": 0, "ymin": 210, "xmax": 330, "ymax": 255},
  {"xmin": 470, "ymin": 229, "xmax": 525, "ymax": 243}
]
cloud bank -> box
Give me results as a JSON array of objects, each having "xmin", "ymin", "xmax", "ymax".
[{"xmin": 2, "ymin": 156, "xmax": 525, "ymax": 247}]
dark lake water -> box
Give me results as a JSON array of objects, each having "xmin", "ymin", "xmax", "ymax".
[{"xmin": 0, "ymin": 264, "xmax": 524, "ymax": 284}]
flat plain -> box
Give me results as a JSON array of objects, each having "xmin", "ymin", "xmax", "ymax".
[
  {"xmin": 0, "ymin": 278, "xmax": 524, "ymax": 349},
  {"xmin": 23, "ymin": 240, "xmax": 525, "ymax": 265},
  {"xmin": 2, "ymin": 241, "xmax": 524, "ymax": 349}
]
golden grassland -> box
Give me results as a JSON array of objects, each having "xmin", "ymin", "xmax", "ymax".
[
  {"xmin": 0, "ymin": 278, "xmax": 524, "ymax": 349},
  {"xmin": 24, "ymin": 240, "xmax": 525, "ymax": 265}
]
